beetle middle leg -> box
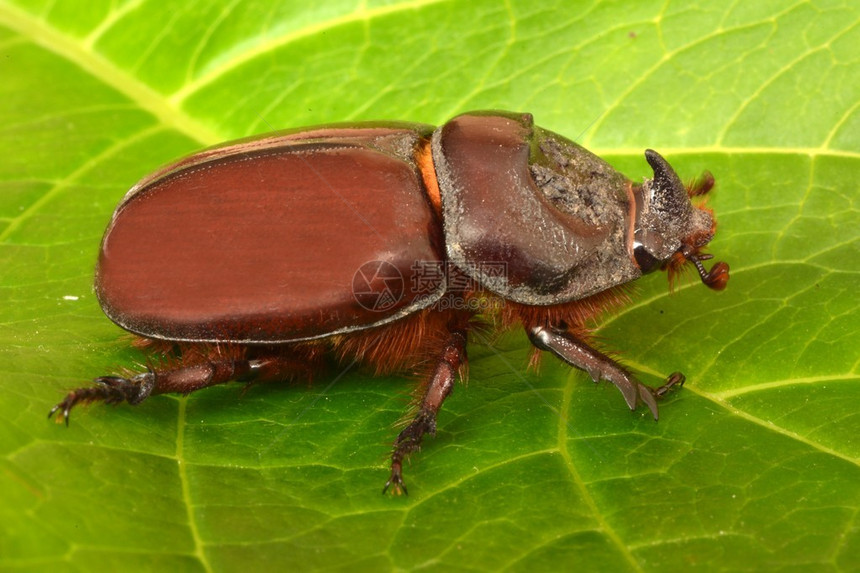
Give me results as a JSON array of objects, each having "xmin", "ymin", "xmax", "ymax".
[
  {"xmin": 49, "ymin": 350, "xmax": 314, "ymax": 425},
  {"xmin": 383, "ymin": 327, "xmax": 468, "ymax": 495},
  {"xmin": 527, "ymin": 325, "xmax": 684, "ymax": 420}
]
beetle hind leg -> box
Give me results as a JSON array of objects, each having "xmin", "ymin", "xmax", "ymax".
[
  {"xmin": 527, "ymin": 325, "xmax": 683, "ymax": 420},
  {"xmin": 49, "ymin": 350, "xmax": 315, "ymax": 425},
  {"xmin": 384, "ymin": 328, "xmax": 468, "ymax": 495}
]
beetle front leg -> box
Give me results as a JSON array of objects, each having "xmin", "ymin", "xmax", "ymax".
[
  {"xmin": 527, "ymin": 325, "xmax": 684, "ymax": 420},
  {"xmin": 384, "ymin": 329, "xmax": 467, "ymax": 495}
]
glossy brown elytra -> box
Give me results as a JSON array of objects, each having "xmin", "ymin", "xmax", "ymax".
[{"xmin": 50, "ymin": 111, "xmax": 728, "ymax": 494}]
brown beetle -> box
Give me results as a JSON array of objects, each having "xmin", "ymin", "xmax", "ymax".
[{"xmin": 51, "ymin": 111, "xmax": 728, "ymax": 494}]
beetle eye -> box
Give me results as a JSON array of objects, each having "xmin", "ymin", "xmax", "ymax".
[{"xmin": 633, "ymin": 244, "xmax": 661, "ymax": 273}]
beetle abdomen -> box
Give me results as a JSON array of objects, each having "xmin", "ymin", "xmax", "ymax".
[{"xmin": 97, "ymin": 136, "xmax": 445, "ymax": 343}]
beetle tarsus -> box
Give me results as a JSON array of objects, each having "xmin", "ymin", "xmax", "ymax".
[
  {"xmin": 655, "ymin": 371, "xmax": 685, "ymax": 397},
  {"xmin": 48, "ymin": 373, "xmax": 155, "ymax": 425},
  {"xmin": 383, "ymin": 460, "xmax": 408, "ymax": 496},
  {"xmin": 385, "ymin": 409, "xmax": 436, "ymax": 495}
]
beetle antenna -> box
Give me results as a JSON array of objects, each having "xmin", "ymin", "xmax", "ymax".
[
  {"xmin": 688, "ymin": 254, "xmax": 730, "ymax": 291},
  {"xmin": 687, "ymin": 171, "xmax": 715, "ymax": 197}
]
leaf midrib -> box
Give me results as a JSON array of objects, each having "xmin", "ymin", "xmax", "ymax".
[{"xmin": 0, "ymin": 1, "xmax": 220, "ymax": 145}]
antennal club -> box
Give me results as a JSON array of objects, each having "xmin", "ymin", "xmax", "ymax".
[{"xmin": 689, "ymin": 254, "xmax": 729, "ymax": 291}]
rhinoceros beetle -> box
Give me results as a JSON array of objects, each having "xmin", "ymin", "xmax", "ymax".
[{"xmin": 51, "ymin": 111, "xmax": 728, "ymax": 494}]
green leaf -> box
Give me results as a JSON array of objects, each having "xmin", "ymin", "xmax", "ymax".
[{"xmin": 2, "ymin": 1, "xmax": 858, "ymax": 571}]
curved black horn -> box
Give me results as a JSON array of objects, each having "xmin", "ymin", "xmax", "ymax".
[{"xmin": 645, "ymin": 149, "xmax": 690, "ymax": 219}]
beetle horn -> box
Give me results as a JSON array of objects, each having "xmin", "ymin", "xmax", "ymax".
[
  {"xmin": 644, "ymin": 149, "xmax": 692, "ymax": 221},
  {"xmin": 645, "ymin": 150, "xmax": 730, "ymax": 290}
]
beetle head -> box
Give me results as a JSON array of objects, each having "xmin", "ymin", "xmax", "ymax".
[{"xmin": 633, "ymin": 150, "xmax": 729, "ymax": 290}]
